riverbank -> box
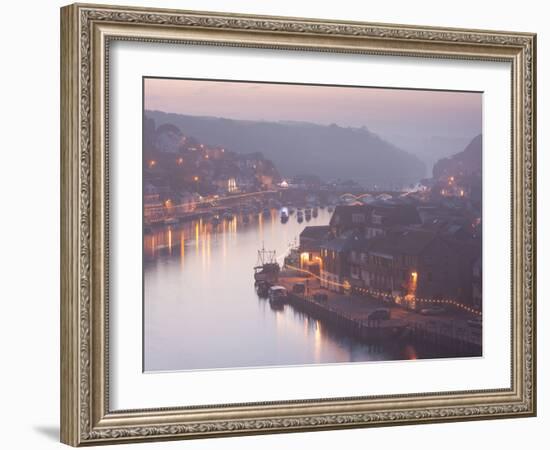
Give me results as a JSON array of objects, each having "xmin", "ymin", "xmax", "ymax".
[{"xmin": 277, "ymin": 272, "xmax": 482, "ymax": 357}]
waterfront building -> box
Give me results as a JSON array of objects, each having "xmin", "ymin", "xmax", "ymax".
[
  {"xmin": 329, "ymin": 205, "xmax": 371, "ymax": 237},
  {"xmin": 298, "ymin": 226, "xmax": 331, "ymax": 275},
  {"xmin": 364, "ymin": 204, "xmax": 421, "ymax": 239},
  {"xmin": 144, "ymin": 183, "xmax": 165, "ymax": 224},
  {"xmin": 328, "ymin": 204, "xmax": 421, "ymax": 240},
  {"xmin": 357, "ymin": 228, "xmax": 478, "ymax": 305},
  {"xmin": 319, "ymin": 230, "xmax": 362, "ymax": 292}
]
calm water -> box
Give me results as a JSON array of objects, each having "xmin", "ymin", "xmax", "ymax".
[{"xmin": 144, "ymin": 208, "xmax": 419, "ymax": 372}]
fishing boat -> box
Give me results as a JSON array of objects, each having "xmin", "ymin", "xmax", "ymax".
[{"xmin": 253, "ymin": 246, "xmax": 280, "ymax": 283}]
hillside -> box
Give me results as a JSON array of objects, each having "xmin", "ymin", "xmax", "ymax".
[
  {"xmin": 145, "ymin": 110, "xmax": 426, "ymax": 189},
  {"xmin": 432, "ymin": 134, "xmax": 482, "ymax": 179}
]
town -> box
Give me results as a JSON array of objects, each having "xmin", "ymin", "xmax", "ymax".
[{"xmin": 144, "ymin": 116, "xmax": 483, "ymax": 359}]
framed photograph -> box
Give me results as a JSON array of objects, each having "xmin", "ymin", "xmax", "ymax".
[{"xmin": 60, "ymin": 3, "xmax": 537, "ymax": 446}]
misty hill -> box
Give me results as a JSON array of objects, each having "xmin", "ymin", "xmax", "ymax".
[
  {"xmin": 432, "ymin": 134, "xmax": 482, "ymax": 179},
  {"xmin": 385, "ymin": 133, "xmax": 474, "ymax": 173},
  {"xmin": 145, "ymin": 110, "xmax": 426, "ymax": 188}
]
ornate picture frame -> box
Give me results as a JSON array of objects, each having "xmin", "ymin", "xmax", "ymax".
[{"xmin": 60, "ymin": 3, "xmax": 536, "ymax": 446}]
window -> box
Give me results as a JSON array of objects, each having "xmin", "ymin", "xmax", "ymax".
[{"xmin": 372, "ymin": 214, "xmax": 382, "ymax": 224}]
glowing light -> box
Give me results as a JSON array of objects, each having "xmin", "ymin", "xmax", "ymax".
[
  {"xmin": 193, "ymin": 176, "xmax": 199, "ymax": 182},
  {"xmin": 148, "ymin": 160, "xmax": 156, "ymax": 168},
  {"xmin": 315, "ymin": 256, "xmax": 323, "ymax": 269},
  {"xmin": 343, "ymin": 280, "xmax": 351, "ymax": 292}
]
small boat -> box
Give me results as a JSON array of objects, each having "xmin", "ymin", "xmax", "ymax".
[
  {"xmin": 262, "ymin": 207, "xmax": 271, "ymax": 217},
  {"xmin": 268, "ymin": 286, "xmax": 288, "ymax": 307},
  {"xmin": 255, "ymin": 280, "xmax": 271, "ymax": 298},
  {"xmin": 312, "ymin": 207, "xmax": 318, "ymax": 218},
  {"xmin": 288, "ymin": 207, "xmax": 295, "ymax": 215},
  {"xmin": 280, "ymin": 208, "xmax": 289, "ymax": 223}
]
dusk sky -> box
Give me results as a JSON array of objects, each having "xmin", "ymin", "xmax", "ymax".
[{"xmin": 144, "ymin": 78, "xmax": 482, "ymax": 140}]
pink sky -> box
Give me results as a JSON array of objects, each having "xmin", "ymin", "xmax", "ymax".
[{"xmin": 144, "ymin": 78, "xmax": 481, "ymax": 139}]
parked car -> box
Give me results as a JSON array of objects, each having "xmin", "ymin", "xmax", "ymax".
[
  {"xmin": 368, "ymin": 308, "xmax": 390, "ymax": 321},
  {"xmin": 292, "ymin": 283, "xmax": 306, "ymax": 294},
  {"xmin": 313, "ymin": 292, "xmax": 328, "ymax": 302},
  {"xmin": 420, "ymin": 307, "xmax": 446, "ymax": 316}
]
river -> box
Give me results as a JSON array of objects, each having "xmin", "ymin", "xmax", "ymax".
[{"xmin": 144, "ymin": 208, "xmax": 424, "ymax": 372}]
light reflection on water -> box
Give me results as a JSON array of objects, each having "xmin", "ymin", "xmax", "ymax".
[{"xmin": 144, "ymin": 208, "xmax": 409, "ymax": 372}]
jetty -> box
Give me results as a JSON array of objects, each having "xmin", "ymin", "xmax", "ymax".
[{"xmin": 276, "ymin": 272, "xmax": 482, "ymax": 355}]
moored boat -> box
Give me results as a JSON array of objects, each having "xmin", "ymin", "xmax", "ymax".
[
  {"xmin": 268, "ymin": 285, "xmax": 288, "ymax": 307},
  {"xmin": 253, "ymin": 246, "xmax": 280, "ymax": 283}
]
